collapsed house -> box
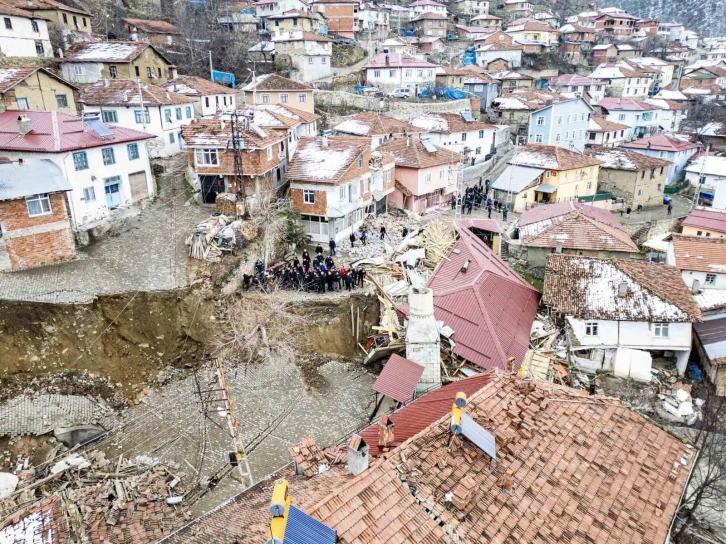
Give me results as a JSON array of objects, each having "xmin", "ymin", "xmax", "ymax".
[
  {"xmin": 542, "ymin": 254, "xmax": 703, "ymax": 376},
  {"xmin": 160, "ymin": 371, "xmax": 698, "ymax": 544}
]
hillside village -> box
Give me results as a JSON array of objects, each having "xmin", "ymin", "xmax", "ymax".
[{"xmin": 0, "ymin": 0, "xmax": 726, "ymax": 542}]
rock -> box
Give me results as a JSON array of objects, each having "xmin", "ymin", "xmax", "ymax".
[{"xmin": 54, "ymin": 424, "xmax": 107, "ymax": 448}]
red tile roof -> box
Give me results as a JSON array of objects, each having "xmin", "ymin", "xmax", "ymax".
[
  {"xmin": 0, "ymin": 66, "xmax": 76, "ymax": 93},
  {"xmin": 359, "ymin": 373, "xmax": 493, "ymax": 456},
  {"xmin": 161, "ymin": 75, "xmax": 237, "ymax": 96},
  {"xmin": 682, "ymin": 208, "xmax": 726, "ymax": 234},
  {"xmin": 598, "ymin": 97, "xmax": 662, "ymax": 111},
  {"xmin": 122, "ymin": 18, "xmax": 180, "ymax": 34},
  {"xmin": 79, "ymin": 79, "xmax": 195, "ymax": 106},
  {"xmin": 5, "ymin": 0, "xmax": 90, "ymax": 15},
  {"xmin": 517, "ymin": 200, "xmax": 622, "ymax": 229},
  {"xmin": 670, "ymin": 233, "xmax": 726, "ymax": 273},
  {"xmin": 377, "ymin": 136, "xmax": 465, "ymax": 169},
  {"xmin": 372, "ymin": 354, "xmax": 424, "ymax": 403},
  {"xmin": 286, "ymin": 136, "xmax": 370, "ymax": 184},
  {"xmin": 0, "ymin": 110, "xmax": 154, "ymax": 153},
  {"xmin": 428, "ymin": 226, "xmax": 540, "ymax": 370},
  {"xmin": 624, "ymin": 133, "xmax": 699, "ymax": 152}
]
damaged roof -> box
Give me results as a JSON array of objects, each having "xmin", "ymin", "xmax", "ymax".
[
  {"xmin": 516, "ymin": 202, "xmax": 638, "ymax": 253},
  {"xmin": 428, "ymin": 226, "xmax": 540, "ymax": 370},
  {"xmin": 543, "ymin": 254, "xmax": 703, "ymax": 322},
  {"xmin": 0, "ymin": 496, "xmax": 69, "ymax": 543},
  {"xmin": 181, "ymin": 118, "xmax": 286, "ymax": 149},
  {"xmin": 241, "ymin": 73, "xmax": 312, "ymax": 92},
  {"xmin": 286, "ymin": 136, "xmax": 370, "ymax": 184},
  {"xmin": 159, "ymin": 371, "xmax": 698, "ymax": 544},
  {"xmin": 670, "ymin": 233, "xmax": 726, "ymax": 273},
  {"xmin": 410, "ymin": 112, "xmax": 498, "ymax": 133}
]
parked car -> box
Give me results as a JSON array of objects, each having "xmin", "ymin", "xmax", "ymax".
[
  {"xmin": 663, "ymin": 195, "xmax": 673, "ymax": 205},
  {"xmin": 333, "ymin": 36, "xmax": 358, "ymax": 46},
  {"xmin": 386, "ymin": 87, "xmax": 412, "ymax": 99}
]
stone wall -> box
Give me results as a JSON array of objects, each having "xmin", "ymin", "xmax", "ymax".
[{"xmin": 313, "ymin": 90, "xmax": 473, "ymax": 120}]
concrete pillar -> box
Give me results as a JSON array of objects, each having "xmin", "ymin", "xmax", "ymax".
[
  {"xmin": 406, "ymin": 287, "xmax": 441, "ymax": 391},
  {"xmin": 675, "ymin": 349, "xmax": 690, "ymax": 376}
]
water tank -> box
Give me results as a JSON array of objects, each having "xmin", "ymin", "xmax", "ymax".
[{"xmin": 405, "ymin": 29, "xmax": 414, "ymax": 36}]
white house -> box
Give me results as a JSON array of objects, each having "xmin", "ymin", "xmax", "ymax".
[
  {"xmin": 597, "ymin": 98, "xmax": 664, "ymax": 142},
  {"xmin": 588, "ymin": 63, "xmax": 651, "ymax": 98},
  {"xmin": 365, "ymin": 53, "xmax": 437, "ymax": 91},
  {"xmin": 409, "ymin": 0, "xmax": 448, "ymax": 17},
  {"xmin": 643, "ymin": 97, "xmax": 686, "ymax": 132},
  {"xmin": 548, "ymin": 74, "xmax": 606, "ymax": 104},
  {"xmin": 333, "ymin": 111, "xmax": 420, "ymax": 150},
  {"xmin": 409, "ymin": 112, "xmax": 498, "ymax": 162},
  {"xmin": 623, "ymin": 133, "xmax": 699, "ymax": 185},
  {"xmin": 586, "ymin": 115, "xmax": 628, "ymax": 147},
  {"xmin": 253, "ymin": 0, "xmax": 308, "ymax": 31},
  {"xmin": 271, "ymin": 31, "xmax": 334, "ymax": 82},
  {"xmin": 0, "ymin": 110, "xmax": 154, "ymax": 230},
  {"xmin": 543, "ymin": 254, "xmax": 703, "ymax": 376},
  {"xmin": 359, "ymin": 2, "xmax": 390, "ymax": 33},
  {"xmin": 0, "ymin": 4, "xmax": 52, "ymax": 58},
  {"xmin": 684, "ymin": 155, "xmax": 726, "ymax": 208},
  {"xmin": 79, "ymin": 79, "xmax": 197, "ymax": 158},
  {"xmin": 635, "ymin": 57, "xmax": 675, "ymax": 89},
  {"xmin": 474, "ymin": 42, "xmax": 523, "ymax": 69},
  {"xmin": 668, "ymin": 234, "xmax": 726, "ymax": 295},
  {"xmin": 161, "ymin": 76, "xmax": 237, "ymax": 117}
]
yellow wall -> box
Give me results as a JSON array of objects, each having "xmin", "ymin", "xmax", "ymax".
[
  {"xmin": 682, "ymin": 225, "xmax": 726, "ymax": 238},
  {"xmin": 273, "ymin": 18, "xmax": 314, "ymax": 33},
  {"xmin": 244, "ymin": 89, "xmax": 314, "ymax": 113},
  {"xmin": 100, "ymin": 47, "xmax": 173, "ymax": 84},
  {"xmin": 545, "ymin": 166, "xmax": 599, "ymax": 201},
  {"xmin": 598, "ymin": 167, "xmax": 666, "ymax": 208},
  {"xmin": 35, "ymin": 8, "xmax": 91, "ymax": 31},
  {"xmin": 2, "ymin": 70, "xmax": 77, "ymax": 115}
]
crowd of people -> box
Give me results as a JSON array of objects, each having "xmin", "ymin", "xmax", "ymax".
[
  {"xmin": 450, "ymin": 181, "xmax": 509, "ymax": 220},
  {"xmin": 243, "ymin": 245, "xmax": 368, "ymax": 293}
]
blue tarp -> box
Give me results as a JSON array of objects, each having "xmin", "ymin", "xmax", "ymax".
[
  {"xmin": 418, "ymin": 87, "xmax": 467, "ymax": 99},
  {"xmin": 462, "ymin": 51, "xmax": 476, "ymax": 66},
  {"xmin": 212, "ymin": 70, "xmax": 236, "ymax": 88}
]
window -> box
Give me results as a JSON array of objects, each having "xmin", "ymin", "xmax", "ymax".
[
  {"xmin": 165, "ymin": 109, "xmax": 172, "ymax": 123},
  {"xmin": 266, "ymin": 146, "xmax": 273, "ymax": 160},
  {"xmin": 195, "ymin": 149, "xmax": 219, "ymax": 166},
  {"xmin": 706, "ymin": 273, "xmax": 717, "ymax": 285},
  {"xmin": 146, "ymin": 67, "xmax": 152, "ymax": 78},
  {"xmin": 478, "ymin": 130, "xmax": 484, "ymax": 138},
  {"xmin": 16, "ymin": 97, "xmax": 29, "ymax": 109},
  {"xmin": 35, "ymin": 41, "xmax": 44, "ymax": 56},
  {"xmin": 73, "ymin": 16, "xmax": 77, "ymax": 26},
  {"xmin": 97, "ymin": 108, "xmax": 118, "ymax": 124},
  {"xmin": 175, "ymin": 107, "xmax": 182, "ymax": 120},
  {"xmin": 134, "ymin": 110, "xmax": 150, "ymax": 124},
  {"xmin": 322, "ymin": 57, "xmax": 327, "ymax": 64},
  {"xmin": 109, "ymin": 66, "xmax": 119, "ymax": 78},
  {"xmin": 440, "ymin": 169, "xmax": 446, "ymax": 179},
  {"xmin": 26, "ymin": 194, "xmax": 51, "ymax": 217},
  {"xmin": 374, "ymin": 70, "xmax": 381, "ymax": 77},
  {"xmin": 280, "ymin": 93, "xmax": 289, "ymax": 104},
  {"xmin": 169, "ymin": 132, "xmax": 175, "ymax": 144},
  {"xmin": 618, "ymin": 113, "xmax": 626, "ymax": 121},
  {"xmin": 536, "ymin": 116, "xmax": 545, "ymax": 126},
  {"xmin": 587, "ymin": 181, "xmax": 592, "ymax": 190},
  {"xmin": 555, "ymin": 133, "xmax": 561, "ymax": 142},
  {"xmin": 565, "ymin": 131, "xmax": 570, "ymax": 139},
  {"xmin": 4, "ymin": 18, "xmax": 11, "ymax": 30},
  {"xmin": 535, "ymin": 134, "xmax": 543, "ymax": 143},
  {"xmin": 73, "ymin": 151, "xmax": 88, "ymax": 171},
  {"xmin": 557, "ymin": 116, "xmax": 562, "ymax": 125},
  {"xmin": 82, "ymin": 186, "xmax": 96, "ymax": 202},
  {"xmin": 585, "ymin": 321, "xmax": 598, "ymax": 336},
  {"xmin": 135, "ymin": 66, "xmax": 140, "ymax": 77},
  {"xmin": 308, "ymin": 57, "xmax": 314, "ymax": 64},
  {"xmin": 389, "ymin": 69, "xmax": 395, "ymax": 77},
  {"xmin": 101, "ymin": 147, "xmax": 115, "ymax": 165},
  {"xmin": 475, "ymin": 147, "xmax": 481, "ymax": 155},
  {"xmin": 83, "ymin": 17, "xmax": 87, "ymax": 27},
  {"xmin": 653, "ymin": 323, "xmax": 669, "ymax": 337},
  {"xmin": 127, "ymin": 143, "xmax": 139, "ymax": 160},
  {"xmin": 303, "ymin": 189, "xmax": 315, "ymax": 204},
  {"xmin": 204, "ymin": 97, "xmax": 209, "ymax": 108},
  {"xmin": 418, "ymin": 70, "xmax": 423, "ymax": 77},
  {"xmin": 461, "ymin": 133, "xmax": 467, "ymax": 142},
  {"xmin": 339, "ymin": 186, "xmax": 345, "ymax": 200},
  {"xmin": 424, "ymin": 172, "xmax": 432, "ymax": 183},
  {"xmin": 73, "ymin": 65, "xmax": 85, "ymax": 76},
  {"xmin": 298, "ymin": 93, "xmax": 306, "ymax": 103},
  {"xmin": 31, "ymin": 20, "xmax": 38, "ymax": 32},
  {"xmin": 62, "ymin": 13, "xmax": 67, "ymax": 23},
  {"xmin": 567, "ymin": 114, "xmax": 572, "ymax": 124},
  {"xmin": 261, "ymin": 94, "xmax": 270, "ymax": 103},
  {"xmin": 405, "ymin": 69, "xmax": 412, "ymax": 77},
  {"xmin": 697, "ymin": 230, "xmax": 703, "ymax": 236},
  {"xmin": 185, "ymin": 106, "xmax": 192, "ymax": 119},
  {"xmin": 659, "ymin": 151, "xmax": 664, "ymax": 158}
]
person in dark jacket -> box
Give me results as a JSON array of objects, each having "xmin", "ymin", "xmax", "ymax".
[
  {"xmin": 329, "ymin": 238, "xmax": 336, "ymax": 256},
  {"xmin": 357, "ymin": 267, "xmax": 367, "ymax": 287},
  {"xmin": 402, "ymin": 226, "xmax": 409, "ymax": 238},
  {"xmin": 349, "ymin": 232, "xmax": 356, "ymax": 247},
  {"xmin": 380, "ymin": 226, "xmax": 387, "ymax": 241},
  {"xmin": 326, "ymin": 270, "xmax": 335, "ymax": 292},
  {"xmin": 344, "ymin": 270, "xmax": 353, "ymax": 291}
]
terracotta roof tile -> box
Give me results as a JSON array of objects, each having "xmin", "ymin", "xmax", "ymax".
[
  {"xmin": 0, "ymin": 496, "xmax": 69, "ymax": 543},
  {"xmin": 588, "ymin": 114, "xmax": 630, "ymax": 132},
  {"xmin": 241, "ymin": 73, "xmax": 312, "ymax": 92},
  {"xmin": 598, "ymin": 97, "xmax": 662, "ymax": 111},
  {"xmin": 286, "ymin": 136, "xmax": 370, "ymax": 183},
  {"xmin": 670, "ymin": 233, "xmax": 726, "ymax": 273},
  {"xmin": 543, "ymin": 254, "xmax": 703, "ymax": 322},
  {"xmin": 63, "ymin": 41, "xmax": 165, "ymax": 63},
  {"xmin": 80, "ymin": 79, "xmax": 195, "ymax": 106},
  {"xmin": 409, "ymin": 112, "xmax": 499, "ymax": 134},
  {"xmin": 377, "ymin": 136, "xmax": 465, "ymax": 169},
  {"xmin": 510, "ymin": 144, "xmax": 602, "ymax": 171},
  {"xmin": 289, "ymin": 436, "xmax": 328, "ymax": 476},
  {"xmin": 682, "ymin": 208, "xmax": 726, "ymax": 235},
  {"xmin": 412, "ymin": 11, "xmax": 448, "ymax": 20},
  {"xmin": 161, "ymin": 75, "xmax": 236, "ymax": 95},
  {"xmin": 592, "ymin": 145, "xmax": 672, "ymax": 170},
  {"xmin": 333, "ymin": 112, "xmax": 419, "ymax": 137},
  {"xmin": 428, "ymin": 226, "xmax": 540, "ymax": 369},
  {"xmin": 122, "ymin": 18, "xmax": 180, "ymax": 34},
  {"xmin": 366, "ymin": 52, "xmax": 437, "ymax": 69},
  {"xmin": 0, "ymin": 66, "xmax": 76, "ymax": 93},
  {"xmin": 181, "ymin": 118, "xmax": 286, "ymax": 149},
  {"xmin": 623, "ymin": 133, "xmax": 698, "ymax": 152},
  {"xmin": 5, "ymin": 0, "xmax": 90, "ymax": 15}
]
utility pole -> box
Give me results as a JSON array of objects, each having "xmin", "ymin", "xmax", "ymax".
[
  {"xmin": 693, "ymin": 144, "xmax": 710, "ymax": 210},
  {"xmin": 137, "ymin": 79, "xmax": 147, "ymax": 133},
  {"xmin": 209, "ymin": 50, "xmax": 214, "ymax": 80},
  {"xmin": 229, "ymin": 111, "xmax": 248, "ymax": 216},
  {"xmin": 193, "ymin": 357, "xmax": 253, "ymax": 487}
]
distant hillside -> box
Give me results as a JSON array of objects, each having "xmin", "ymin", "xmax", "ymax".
[{"xmin": 610, "ymin": 0, "xmax": 726, "ymax": 37}]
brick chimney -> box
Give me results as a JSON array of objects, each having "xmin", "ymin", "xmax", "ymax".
[
  {"xmin": 406, "ymin": 287, "xmax": 441, "ymax": 392},
  {"xmin": 347, "ymin": 434, "xmax": 369, "ymax": 476},
  {"xmin": 377, "ymin": 414, "xmax": 394, "ymax": 447}
]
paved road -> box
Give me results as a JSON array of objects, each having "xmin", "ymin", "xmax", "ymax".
[
  {"xmin": 615, "ymin": 193, "xmax": 693, "ymax": 225},
  {"xmin": 0, "ymin": 156, "xmax": 211, "ymax": 304}
]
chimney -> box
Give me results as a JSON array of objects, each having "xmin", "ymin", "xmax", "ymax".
[
  {"xmin": 103, "ymin": 78, "xmax": 110, "ymax": 88},
  {"xmin": 385, "ymin": 54, "xmax": 390, "ymax": 65},
  {"xmin": 692, "ymin": 279, "xmax": 701, "ymax": 294},
  {"xmin": 17, "ymin": 158, "xmax": 23, "ymax": 166},
  {"xmin": 555, "ymin": 240, "xmax": 563, "ymax": 253},
  {"xmin": 322, "ymin": 135, "xmax": 328, "ymax": 148},
  {"xmin": 406, "ymin": 288, "xmax": 441, "ymax": 391},
  {"xmin": 461, "ymin": 259, "xmax": 470, "ymax": 273},
  {"xmin": 618, "ymin": 281, "xmax": 628, "ymax": 297},
  {"xmin": 506, "ymin": 356, "xmax": 515, "ymax": 372},
  {"xmin": 406, "ymin": 135, "xmax": 410, "ymax": 147},
  {"xmin": 17, "ymin": 115, "xmax": 32, "ymax": 136},
  {"xmin": 450, "ymin": 392, "xmax": 467, "ymax": 435},
  {"xmin": 266, "ymin": 479, "xmax": 290, "ymax": 544},
  {"xmin": 377, "ymin": 414, "xmax": 395, "ymax": 447},
  {"xmin": 122, "ymin": 90, "xmax": 128, "ymax": 102},
  {"xmin": 26, "ymin": 0, "xmax": 32, "ymax": 6},
  {"xmin": 347, "ymin": 434, "xmax": 369, "ymax": 476},
  {"xmin": 501, "ymin": 469, "xmax": 514, "ymax": 492}
]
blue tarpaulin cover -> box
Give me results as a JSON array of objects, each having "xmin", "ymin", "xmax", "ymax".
[{"xmin": 212, "ymin": 70, "xmax": 236, "ymax": 88}]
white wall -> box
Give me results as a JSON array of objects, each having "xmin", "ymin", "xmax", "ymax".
[
  {"xmin": 61, "ymin": 62, "xmax": 104, "ymax": 84},
  {"xmin": 568, "ymin": 317, "xmax": 693, "ymax": 350},
  {"xmin": 291, "ymin": 53, "xmax": 332, "ymax": 82},
  {"xmin": 82, "ymin": 104, "xmax": 194, "ymax": 158},
  {"xmin": 366, "ymin": 66, "xmax": 436, "ymax": 89},
  {"xmin": 420, "ymin": 129, "xmax": 495, "ymax": 157},
  {"xmin": 0, "ymin": 15, "xmax": 51, "ymax": 58},
  {"xmin": 476, "ymin": 48, "xmax": 521, "ymax": 68},
  {"xmin": 198, "ymin": 93, "xmax": 236, "ymax": 117},
  {"xmin": 2, "ymin": 143, "xmax": 154, "ymax": 228}
]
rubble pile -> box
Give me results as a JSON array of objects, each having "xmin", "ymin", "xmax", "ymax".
[
  {"xmin": 187, "ymin": 213, "xmax": 254, "ymax": 262},
  {"xmin": 0, "ymin": 450, "xmax": 191, "ymax": 543},
  {"xmin": 343, "ymin": 213, "xmax": 420, "ymax": 259}
]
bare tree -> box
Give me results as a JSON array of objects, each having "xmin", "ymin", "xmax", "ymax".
[
  {"xmin": 639, "ymin": 34, "xmax": 670, "ymax": 58},
  {"xmin": 682, "ymin": 99, "xmax": 726, "ymax": 139},
  {"xmin": 674, "ymin": 389, "xmax": 726, "ymax": 542}
]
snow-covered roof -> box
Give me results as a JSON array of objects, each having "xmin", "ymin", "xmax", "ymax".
[
  {"xmin": 655, "ymin": 89, "xmax": 688, "ymax": 101},
  {"xmin": 685, "ymin": 155, "xmax": 726, "ymax": 176}
]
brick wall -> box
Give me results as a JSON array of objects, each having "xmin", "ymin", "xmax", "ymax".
[
  {"xmin": 315, "ymin": 4, "xmax": 356, "ymax": 33},
  {"xmin": 290, "ymin": 186, "xmax": 328, "ymax": 215},
  {"xmin": 4, "ymin": 229, "xmax": 76, "ymax": 269},
  {"xmin": 0, "ymin": 193, "xmax": 69, "ymax": 232},
  {"xmin": 190, "ymin": 146, "xmax": 283, "ymax": 177}
]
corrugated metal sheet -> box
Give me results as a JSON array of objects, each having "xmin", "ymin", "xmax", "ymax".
[
  {"xmin": 490, "ymin": 165, "xmax": 544, "ymax": 193},
  {"xmin": 284, "ymin": 505, "xmax": 337, "ymax": 544},
  {"xmin": 694, "ymin": 317, "xmax": 726, "ymax": 362},
  {"xmin": 359, "ymin": 374, "xmax": 493, "ymax": 457},
  {"xmin": 428, "ymin": 227, "xmax": 540, "ymax": 371},
  {"xmin": 373, "ymin": 354, "xmax": 424, "ymax": 404},
  {"xmin": 682, "ymin": 208, "xmax": 726, "ymax": 234},
  {"xmin": 0, "ymin": 160, "xmax": 71, "ymax": 200}
]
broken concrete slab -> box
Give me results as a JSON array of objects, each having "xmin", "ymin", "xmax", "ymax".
[{"xmin": 53, "ymin": 424, "xmax": 107, "ymax": 448}]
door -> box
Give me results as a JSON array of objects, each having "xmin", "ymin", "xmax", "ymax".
[
  {"xmin": 200, "ymin": 175, "xmax": 224, "ymax": 204},
  {"xmin": 128, "ymin": 171, "xmax": 148, "ymax": 202},
  {"xmin": 104, "ymin": 177, "xmax": 122, "ymax": 208}
]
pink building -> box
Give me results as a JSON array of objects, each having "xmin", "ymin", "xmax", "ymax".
[{"xmin": 379, "ymin": 136, "xmax": 464, "ymax": 213}]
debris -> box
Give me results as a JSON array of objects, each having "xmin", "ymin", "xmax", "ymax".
[
  {"xmin": 53, "ymin": 424, "xmax": 107, "ymax": 448},
  {"xmin": 0, "ymin": 473, "xmax": 18, "ymax": 500}
]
